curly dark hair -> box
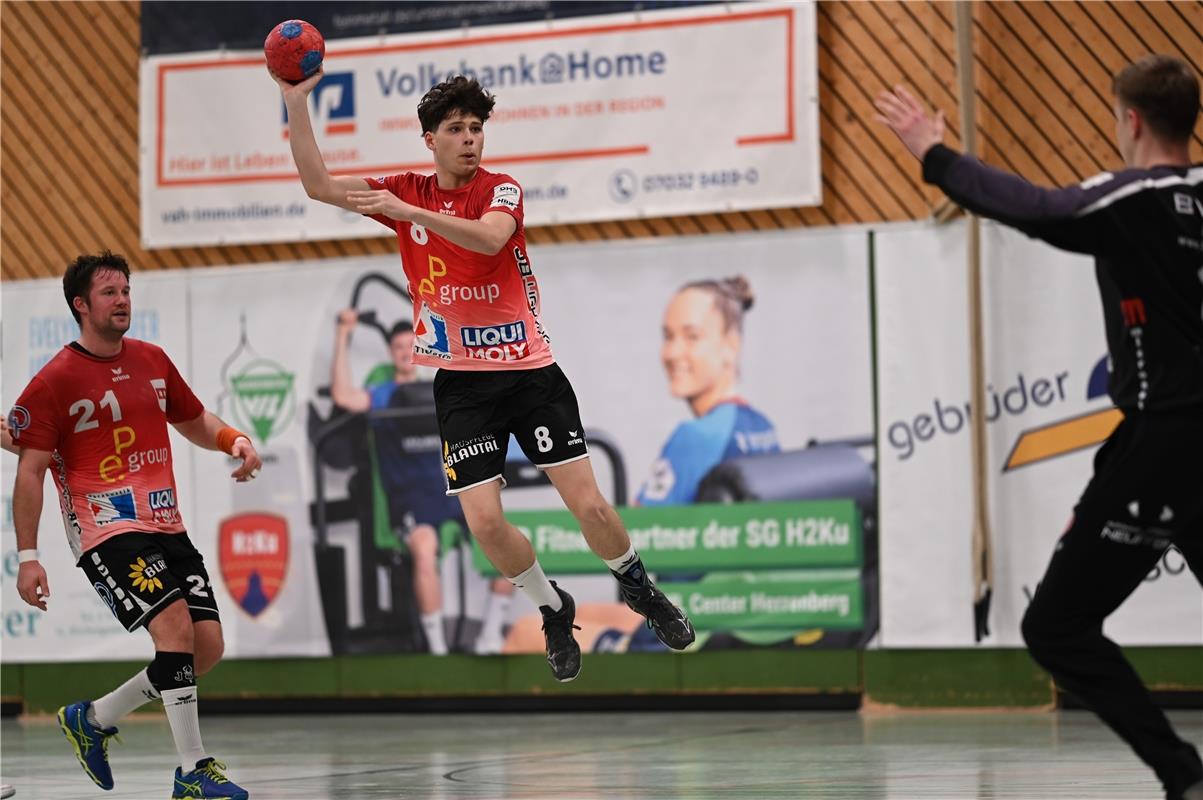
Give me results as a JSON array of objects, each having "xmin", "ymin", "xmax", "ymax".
[
  {"xmin": 63, "ymin": 250, "xmax": 131, "ymax": 324},
  {"xmin": 417, "ymin": 76, "xmax": 496, "ymax": 134}
]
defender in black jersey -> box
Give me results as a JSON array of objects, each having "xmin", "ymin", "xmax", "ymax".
[{"xmin": 878, "ymin": 55, "xmax": 1203, "ymax": 800}]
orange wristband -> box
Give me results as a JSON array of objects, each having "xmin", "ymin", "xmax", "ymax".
[{"xmin": 216, "ymin": 426, "xmax": 250, "ymax": 455}]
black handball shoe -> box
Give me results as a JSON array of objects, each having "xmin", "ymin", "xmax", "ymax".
[
  {"xmin": 539, "ymin": 582, "xmax": 582, "ymax": 682},
  {"xmin": 613, "ymin": 560, "xmax": 696, "ymax": 650}
]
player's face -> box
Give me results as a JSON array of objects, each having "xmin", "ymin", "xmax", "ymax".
[
  {"xmin": 78, "ymin": 269, "xmax": 131, "ymax": 338},
  {"xmin": 661, "ymin": 289, "xmax": 738, "ymax": 402},
  {"xmin": 391, "ymin": 331, "xmax": 415, "ymax": 376},
  {"xmin": 425, "ymin": 111, "xmax": 484, "ymax": 178}
]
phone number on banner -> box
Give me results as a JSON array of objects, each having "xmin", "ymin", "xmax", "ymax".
[{"xmin": 608, "ymin": 168, "xmax": 760, "ymax": 203}]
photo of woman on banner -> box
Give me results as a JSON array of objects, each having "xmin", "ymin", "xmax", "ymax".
[
  {"xmin": 638, "ymin": 276, "xmax": 780, "ymax": 507},
  {"xmin": 637, "ymin": 275, "xmax": 877, "ymax": 651}
]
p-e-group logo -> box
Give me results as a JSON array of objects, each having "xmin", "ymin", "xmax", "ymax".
[{"xmin": 282, "ymin": 71, "xmax": 356, "ymax": 137}]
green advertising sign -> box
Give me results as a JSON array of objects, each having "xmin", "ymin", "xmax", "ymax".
[
  {"xmin": 661, "ymin": 571, "xmax": 863, "ymax": 630},
  {"xmin": 471, "ymin": 500, "xmax": 861, "ymax": 575}
]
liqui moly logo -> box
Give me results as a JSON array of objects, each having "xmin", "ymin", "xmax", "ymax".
[{"xmin": 461, "ymin": 321, "xmax": 529, "ymax": 362}]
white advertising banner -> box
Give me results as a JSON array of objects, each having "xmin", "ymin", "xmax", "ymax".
[
  {"xmin": 876, "ymin": 220, "xmax": 1203, "ymax": 647},
  {"xmin": 2, "ymin": 226, "xmax": 873, "ymax": 661},
  {"xmin": 139, "ymin": 2, "xmax": 819, "ymax": 248}
]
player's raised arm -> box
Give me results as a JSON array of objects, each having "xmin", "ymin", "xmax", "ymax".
[
  {"xmin": 346, "ymin": 189, "xmax": 517, "ymax": 255},
  {"xmin": 12, "ymin": 446, "xmax": 53, "ymax": 610},
  {"xmin": 875, "ymin": 85, "xmax": 1128, "ymax": 255},
  {"xmin": 273, "ymin": 69, "xmax": 368, "ymax": 211},
  {"xmin": 330, "ymin": 309, "xmax": 372, "ymax": 413}
]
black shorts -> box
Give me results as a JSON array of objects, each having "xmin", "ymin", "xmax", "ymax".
[
  {"xmin": 434, "ymin": 363, "xmax": 589, "ymax": 494},
  {"xmin": 1072, "ymin": 412, "xmax": 1203, "ymax": 547},
  {"xmin": 80, "ymin": 531, "xmax": 221, "ymax": 632},
  {"xmin": 1024, "ymin": 411, "xmax": 1203, "ymax": 632}
]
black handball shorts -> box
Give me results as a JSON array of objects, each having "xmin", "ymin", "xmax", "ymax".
[{"xmin": 433, "ymin": 363, "xmax": 590, "ymax": 494}]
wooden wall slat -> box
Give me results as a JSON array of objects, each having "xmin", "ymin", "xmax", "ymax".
[
  {"xmin": 3, "ymin": 1, "xmax": 1202, "ymax": 281},
  {"xmin": 976, "ymin": 6, "xmax": 1108, "ymax": 180},
  {"xmin": 820, "ymin": 3, "xmax": 939, "ymax": 217}
]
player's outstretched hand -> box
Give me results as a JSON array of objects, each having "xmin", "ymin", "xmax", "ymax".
[
  {"xmin": 347, "ymin": 189, "xmax": 413, "ymax": 221},
  {"xmin": 271, "ymin": 66, "xmax": 323, "ymax": 101},
  {"xmin": 17, "ymin": 561, "xmax": 49, "ymax": 611},
  {"xmin": 874, "ymin": 85, "xmax": 945, "ymax": 161},
  {"xmin": 230, "ymin": 437, "xmax": 263, "ymax": 483}
]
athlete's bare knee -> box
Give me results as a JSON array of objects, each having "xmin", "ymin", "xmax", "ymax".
[
  {"xmin": 571, "ymin": 494, "xmax": 613, "ymax": 528},
  {"xmin": 147, "ymin": 600, "xmax": 194, "ymax": 652},
  {"xmin": 466, "ymin": 510, "xmax": 511, "ymax": 544},
  {"xmin": 194, "ymin": 622, "xmax": 225, "ymax": 675}
]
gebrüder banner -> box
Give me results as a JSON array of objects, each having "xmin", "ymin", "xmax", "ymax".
[
  {"xmin": 875, "ymin": 220, "xmax": 1203, "ymax": 648},
  {"xmin": 139, "ymin": 2, "xmax": 819, "ymax": 248}
]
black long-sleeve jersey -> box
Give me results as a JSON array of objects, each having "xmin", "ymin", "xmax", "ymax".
[{"xmin": 923, "ymin": 144, "xmax": 1203, "ymax": 414}]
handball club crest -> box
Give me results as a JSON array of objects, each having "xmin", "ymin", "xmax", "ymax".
[{"xmin": 219, "ymin": 513, "xmax": 289, "ymax": 617}]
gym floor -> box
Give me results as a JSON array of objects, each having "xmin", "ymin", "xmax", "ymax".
[{"xmin": 2, "ymin": 709, "xmax": 1199, "ymax": 798}]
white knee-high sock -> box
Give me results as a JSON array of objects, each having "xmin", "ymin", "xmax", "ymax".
[
  {"xmin": 89, "ymin": 668, "xmax": 159, "ymax": 729},
  {"xmin": 161, "ymin": 686, "xmax": 206, "ymax": 771},
  {"xmin": 421, "ymin": 612, "xmax": 448, "ymax": 655},
  {"xmin": 507, "ymin": 560, "xmax": 562, "ymax": 611}
]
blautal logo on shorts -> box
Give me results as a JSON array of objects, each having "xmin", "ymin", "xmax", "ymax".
[
  {"xmin": 129, "ymin": 554, "xmax": 168, "ymax": 593},
  {"xmin": 444, "ymin": 435, "xmax": 500, "ymax": 477},
  {"xmin": 461, "ymin": 321, "xmax": 529, "ymax": 362},
  {"xmin": 219, "ymin": 513, "xmax": 289, "ymax": 618}
]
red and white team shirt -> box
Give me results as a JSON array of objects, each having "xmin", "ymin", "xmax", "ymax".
[
  {"xmin": 8, "ymin": 339, "xmax": 204, "ymax": 561},
  {"xmin": 364, "ymin": 167, "xmax": 555, "ymax": 371}
]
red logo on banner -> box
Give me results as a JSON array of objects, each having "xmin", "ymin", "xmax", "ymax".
[{"xmin": 218, "ymin": 513, "xmax": 289, "ymax": 617}]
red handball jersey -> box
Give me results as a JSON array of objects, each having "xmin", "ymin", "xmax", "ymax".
[
  {"xmin": 8, "ymin": 339, "xmax": 204, "ymax": 562},
  {"xmin": 364, "ymin": 168, "xmax": 554, "ymax": 371}
]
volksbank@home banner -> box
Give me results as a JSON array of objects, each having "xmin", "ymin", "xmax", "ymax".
[
  {"xmin": 875, "ymin": 221, "xmax": 1203, "ymax": 648},
  {"xmin": 139, "ymin": 2, "xmax": 819, "ymax": 248},
  {"xmin": 1, "ymin": 226, "xmax": 873, "ymax": 661}
]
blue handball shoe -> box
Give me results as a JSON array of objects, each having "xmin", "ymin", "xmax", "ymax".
[
  {"xmin": 58, "ymin": 700, "xmax": 120, "ymax": 790},
  {"xmin": 172, "ymin": 757, "xmax": 249, "ymax": 800}
]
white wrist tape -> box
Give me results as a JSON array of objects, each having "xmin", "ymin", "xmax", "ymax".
[{"xmin": 17, "ymin": 549, "xmax": 39, "ymax": 563}]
